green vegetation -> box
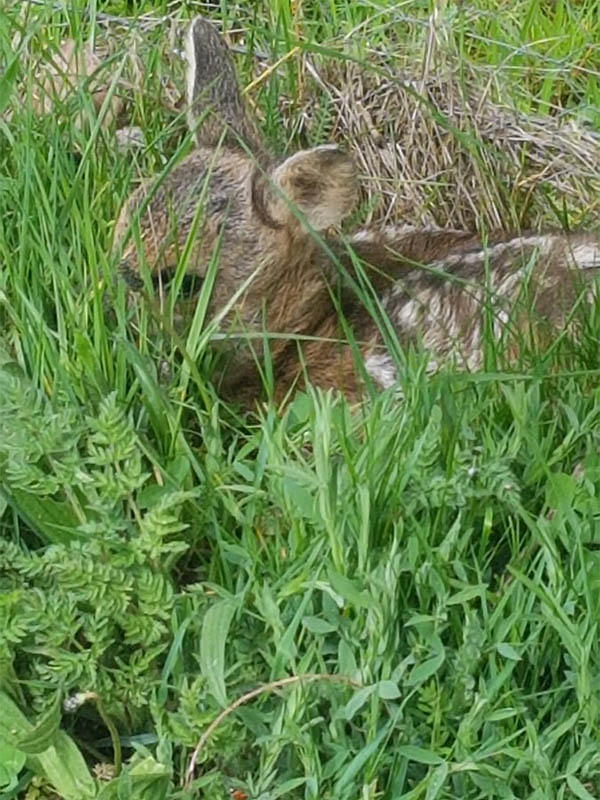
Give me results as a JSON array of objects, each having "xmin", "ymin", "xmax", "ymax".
[{"xmin": 1, "ymin": 1, "xmax": 600, "ymax": 797}]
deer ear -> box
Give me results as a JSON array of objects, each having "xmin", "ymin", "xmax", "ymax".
[
  {"xmin": 185, "ymin": 16, "xmax": 264, "ymax": 154},
  {"xmin": 270, "ymin": 145, "xmax": 358, "ymax": 231}
]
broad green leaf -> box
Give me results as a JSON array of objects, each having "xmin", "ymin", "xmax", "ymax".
[
  {"xmin": 377, "ymin": 680, "xmax": 401, "ymax": 700},
  {"xmin": 0, "ymin": 486, "xmax": 82, "ymax": 545},
  {"xmin": 199, "ymin": 599, "xmax": 236, "ymax": 707},
  {"xmin": 546, "ymin": 472, "xmax": 576, "ymax": 512},
  {"xmin": 31, "ymin": 731, "xmax": 97, "ymax": 800},
  {"xmin": 406, "ymin": 650, "xmax": 445, "ymax": 686},
  {"xmin": 0, "ymin": 55, "xmax": 19, "ymax": 115},
  {"xmin": 271, "ymin": 587, "xmax": 313, "ymax": 675},
  {"xmin": 0, "ymin": 740, "xmax": 25, "ymax": 791},
  {"xmin": 270, "ymin": 777, "xmax": 308, "ymax": 798},
  {"xmin": 158, "ymin": 616, "xmax": 194, "ymax": 706},
  {"xmin": 343, "ymin": 685, "xmax": 375, "ymax": 720},
  {"xmin": 425, "ymin": 761, "xmax": 449, "ymax": 800},
  {"xmin": 73, "ymin": 332, "xmax": 108, "ymax": 394},
  {"xmin": 0, "ymin": 691, "xmax": 95, "ymax": 799},
  {"xmin": 97, "ymin": 755, "xmax": 171, "ymax": 800},
  {"xmin": 447, "ymin": 584, "xmax": 487, "ymax": 605},
  {"xmin": 166, "ymin": 454, "xmax": 191, "ymax": 488},
  {"xmin": 282, "ymin": 477, "xmax": 316, "ymax": 520},
  {"xmin": 301, "ymin": 615, "xmax": 337, "ymax": 634},
  {"xmin": 16, "ymin": 690, "xmax": 62, "ymax": 754},
  {"xmin": 327, "ymin": 569, "xmax": 375, "ymax": 608},
  {"xmin": 566, "ymin": 775, "xmax": 596, "ymax": 800},
  {"xmin": 496, "ymin": 642, "xmax": 522, "ymax": 661},
  {"xmin": 334, "ymin": 719, "xmax": 392, "ymax": 793},
  {"xmin": 0, "ymin": 690, "xmax": 31, "ymax": 743},
  {"xmin": 397, "ymin": 745, "xmax": 444, "ymax": 766},
  {"xmin": 338, "ymin": 639, "xmax": 357, "ymax": 676}
]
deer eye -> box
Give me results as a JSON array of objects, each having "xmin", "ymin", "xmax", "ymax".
[
  {"xmin": 178, "ymin": 273, "xmax": 204, "ymax": 297},
  {"xmin": 152, "ymin": 270, "xmax": 204, "ymax": 298}
]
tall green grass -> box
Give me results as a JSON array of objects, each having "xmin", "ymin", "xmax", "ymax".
[{"xmin": 1, "ymin": 1, "xmax": 600, "ymax": 798}]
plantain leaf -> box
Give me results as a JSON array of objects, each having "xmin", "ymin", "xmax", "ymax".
[{"xmin": 199, "ymin": 599, "xmax": 236, "ymax": 707}]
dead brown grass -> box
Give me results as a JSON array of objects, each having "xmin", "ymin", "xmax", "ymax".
[
  {"xmin": 290, "ymin": 55, "xmax": 600, "ymax": 231},
  {"xmin": 13, "ymin": 3, "xmax": 600, "ymax": 233}
]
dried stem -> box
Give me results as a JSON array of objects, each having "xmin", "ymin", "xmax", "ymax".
[{"xmin": 183, "ymin": 672, "xmax": 360, "ymax": 790}]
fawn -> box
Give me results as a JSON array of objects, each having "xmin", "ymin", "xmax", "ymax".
[{"xmin": 115, "ymin": 16, "xmax": 600, "ymax": 406}]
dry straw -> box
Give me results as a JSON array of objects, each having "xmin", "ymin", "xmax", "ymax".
[
  {"xmin": 14, "ymin": 2, "xmax": 600, "ymax": 232},
  {"xmin": 293, "ymin": 55, "xmax": 600, "ymax": 231}
]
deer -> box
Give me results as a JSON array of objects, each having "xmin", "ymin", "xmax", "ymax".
[{"xmin": 114, "ymin": 15, "xmax": 600, "ymax": 408}]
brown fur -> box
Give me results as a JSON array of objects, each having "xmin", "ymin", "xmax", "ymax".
[{"xmin": 114, "ymin": 16, "xmax": 600, "ymax": 406}]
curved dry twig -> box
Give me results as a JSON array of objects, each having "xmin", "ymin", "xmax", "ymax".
[{"xmin": 183, "ymin": 672, "xmax": 361, "ymax": 790}]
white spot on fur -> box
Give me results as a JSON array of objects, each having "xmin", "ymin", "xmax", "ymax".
[
  {"xmin": 381, "ymin": 224, "xmax": 425, "ymax": 237},
  {"xmin": 352, "ymin": 224, "xmax": 435, "ymax": 247},
  {"xmin": 425, "ymin": 357, "xmax": 439, "ymax": 375},
  {"xmin": 439, "ymin": 235, "xmax": 552, "ymax": 269},
  {"xmin": 428, "ymin": 293, "xmax": 441, "ymax": 320},
  {"xmin": 466, "ymin": 324, "xmax": 483, "ymax": 370},
  {"xmin": 365, "ymin": 352, "xmax": 398, "ymax": 389},
  {"xmin": 393, "ymin": 298, "xmax": 420, "ymax": 329},
  {"xmin": 495, "ymin": 268, "xmax": 525, "ymax": 298},
  {"xmin": 351, "ymin": 229, "xmax": 377, "ymax": 244},
  {"xmin": 185, "ymin": 21, "xmax": 197, "ymax": 130},
  {"xmin": 493, "ymin": 309, "xmax": 510, "ymax": 337},
  {"xmin": 569, "ymin": 243, "xmax": 600, "ymax": 269}
]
